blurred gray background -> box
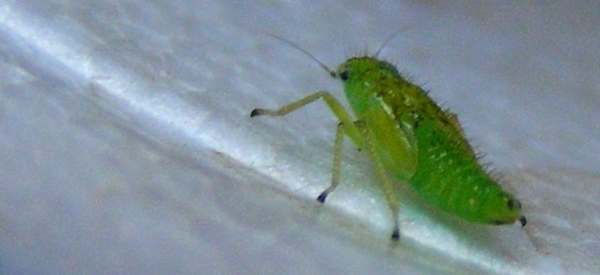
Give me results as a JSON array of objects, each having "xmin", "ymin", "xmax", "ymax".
[{"xmin": 1, "ymin": 1, "xmax": 599, "ymax": 274}]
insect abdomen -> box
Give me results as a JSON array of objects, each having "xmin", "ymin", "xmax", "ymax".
[{"xmin": 408, "ymin": 120, "xmax": 517, "ymax": 224}]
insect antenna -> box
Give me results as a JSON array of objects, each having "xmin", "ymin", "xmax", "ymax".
[
  {"xmin": 266, "ymin": 33, "xmax": 337, "ymax": 78},
  {"xmin": 374, "ymin": 27, "xmax": 411, "ymax": 58}
]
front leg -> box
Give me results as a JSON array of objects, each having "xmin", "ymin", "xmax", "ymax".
[{"xmin": 251, "ymin": 91, "xmax": 363, "ymax": 149}]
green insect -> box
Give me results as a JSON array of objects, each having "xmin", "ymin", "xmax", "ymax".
[{"xmin": 250, "ymin": 36, "xmax": 526, "ymax": 240}]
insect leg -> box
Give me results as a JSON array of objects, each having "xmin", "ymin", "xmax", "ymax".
[
  {"xmin": 316, "ymin": 122, "xmax": 345, "ymax": 203},
  {"xmin": 250, "ymin": 91, "xmax": 364, "ymax": 148},
  {"xmin": 355, "ymin": 120, "xmax": 401, "ymax": 240}
]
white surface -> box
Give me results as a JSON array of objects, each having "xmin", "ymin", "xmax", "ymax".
[{"xmin": 1, "ymin": 1, "xmax": 599, "ymax": 274}]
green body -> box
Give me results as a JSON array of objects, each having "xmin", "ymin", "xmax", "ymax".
[
  {"xmin": 338, "ymin": 57, "xmax": 522, "ymax": 224},
  {"xmin": 252, "ymin": 48, "xmax": 525, "ymax": 239}
]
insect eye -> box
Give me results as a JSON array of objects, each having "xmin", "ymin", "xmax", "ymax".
[{"xmin": 339, "ymin": 70, "xmax": 349, "ymax": 81}]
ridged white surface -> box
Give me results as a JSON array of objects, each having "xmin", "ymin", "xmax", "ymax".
[{"xmin": 1, "ymin": 1, "xmax": 598, "ymax": 274}]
